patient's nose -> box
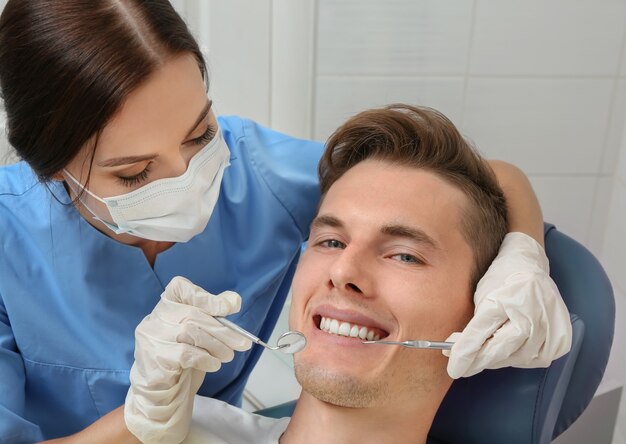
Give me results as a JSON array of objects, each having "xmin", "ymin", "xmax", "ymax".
[{"xmin": 328, "ymin": 248, "xmax": 368, "ymax": 296}]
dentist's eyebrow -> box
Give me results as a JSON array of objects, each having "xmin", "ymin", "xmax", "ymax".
[
  {"xmin": 97, "ymin": 100, "xmax": 213, "ymax": 168},
  {"xmin": 380, "ymin": 224, "xmax": 440, "ymax": 250}
]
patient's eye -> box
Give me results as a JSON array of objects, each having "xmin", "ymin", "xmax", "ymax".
[
  {"xmin": 390, "ymin": 253, "xmax": 423, "ymax": 265},
  {"xmin": 319, "ymin": 239, "xmax": 345, "ymax": 249}
]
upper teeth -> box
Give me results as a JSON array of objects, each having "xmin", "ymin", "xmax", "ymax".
[{"xmin": 319, "ymin": 316, "xmax": 381, "ymax": 341}]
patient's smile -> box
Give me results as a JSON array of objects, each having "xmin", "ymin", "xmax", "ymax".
[{"xmin": 318, "ymin": 316, "xmax": 383, "ymax": 341}]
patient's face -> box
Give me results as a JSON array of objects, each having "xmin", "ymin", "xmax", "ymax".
[{"xmin": 290, "ymin": 159, "xmax": 475, "ymax": 409}]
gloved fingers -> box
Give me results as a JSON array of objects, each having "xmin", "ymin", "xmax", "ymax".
[
  {"xmin": 153, "ymin": 298, "xmax": 249, "ymax": 351},
  {"xmin": 171, "ymin": 342, "xmax": 224, "ymax": 372},
  {"xmin": 441, "ymin": 332, "xmax": 461, "ymax": 358},
  {"xmin": 163, "ymin": 276, "xmax": 242, "ymax": 317},
  {"xmin": 195, "ymin": 316, "xmax": 253, "ymax": 352},
  {"xmin": 460, "ymin": 318, "xmax": 533, "ymax": 376},
  {"xmin": 176, "ymin": 321, "xmax": 237, "ymax": 363},
  {"xmin": 136, "ymin": 319, "xmax": 248, "ymax": 371},
  {"xmin": 159, "ymin": 309, "xmax": 253, "ymax": 352},
  {"xmin": 446, "ymin": 302, "xmax": 507, "ymax": 378}
]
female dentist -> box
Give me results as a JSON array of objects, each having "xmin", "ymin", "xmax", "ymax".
[{"xmin": 0, "ymin": 1, "xmax": 570, "ymax": 443}]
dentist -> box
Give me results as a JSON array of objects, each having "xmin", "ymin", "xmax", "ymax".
[{"xmin": 0, "ymin": 1, "xmax": 570, "ymax": 443}]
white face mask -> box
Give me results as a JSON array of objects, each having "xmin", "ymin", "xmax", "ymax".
[{"xmin": 64, "ymin": 129, "xmax": 230, "ymax": 242}]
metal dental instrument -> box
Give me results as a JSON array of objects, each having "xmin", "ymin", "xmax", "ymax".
[
  {"xmin": 362, "ymin": 340, "xmax": 454, "ymax": 350},
  {"xmin": 216, "ymin": 317, "xmax": 307, "ymax": 354}
]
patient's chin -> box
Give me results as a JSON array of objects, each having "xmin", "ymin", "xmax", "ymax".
[{"xmin": 294, "ymin": 361, "xmax": 389, "ymax": 408}]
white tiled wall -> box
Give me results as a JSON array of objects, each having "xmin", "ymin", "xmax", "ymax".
[
  {"xmin": 314, "ymin": 76, "xmax": 465, "ymax": 139},
  {"xmin": 469, "ymin": 0, "xmax": 626, "ymax": 76},
  {"xmin": 461, "ymin": 78, "xmax": 613, "ymax": 175},
  {"xmin": 316, "ymin": 0, "xmax": 473, "ymax": 76}
]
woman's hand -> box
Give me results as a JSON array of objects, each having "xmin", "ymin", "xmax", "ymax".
[
  {"xmin": 445, "ymin": 232, "xmax": 572, "ymax": 378},
  {"xmin": 124, "ymin": 276, "xmax": 252, "ymax": 444}
]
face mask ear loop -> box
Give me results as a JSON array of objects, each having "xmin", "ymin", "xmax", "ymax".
[
  {"xmin": 62, "ymin": 169, "xmax": 107, "ymax": 204},
  {"xmin": 61, "ymin": 169, "xmax": 127, "ymax": 234}
]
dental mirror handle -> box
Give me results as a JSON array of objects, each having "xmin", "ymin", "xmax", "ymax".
[{"xmin": 215, "ymin": 316, "xmax": 263, "ymax": 345}]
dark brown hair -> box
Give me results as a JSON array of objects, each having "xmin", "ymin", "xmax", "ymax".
[
  {"xmin": 319, "ymin": 104, "xmax": 508, "ymax": 288},
  {"xmin": 0, "ymin": 0, "xmax": 206, "ymax": 180}
]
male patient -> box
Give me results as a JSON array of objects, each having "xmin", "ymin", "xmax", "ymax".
[{"xmin": 183, "ymin": 104, "xmax": 508, "ymax": 443}]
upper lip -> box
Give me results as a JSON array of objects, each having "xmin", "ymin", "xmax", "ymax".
[{"xmin": 313, "ymin": 305, "xmax": 393, "ymax": 337}]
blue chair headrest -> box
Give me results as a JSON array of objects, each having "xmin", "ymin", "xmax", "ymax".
[{"xmin": 543, "ymin": 224, "xmax": 615, "ymax": 437}]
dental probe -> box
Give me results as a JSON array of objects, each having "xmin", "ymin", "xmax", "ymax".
[
  {"xmin": 216, "ymin": 317, "xmax": 307, "ymax": 354},
  {"xmin": 362, "ymin": 339, "xmax": 454, "ymax": 350}
]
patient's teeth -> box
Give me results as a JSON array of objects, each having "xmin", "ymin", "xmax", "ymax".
[
  {"xmin": 349, "ymin": 325, "xmax": 360, "ymax": 337},
  {"xmin": 318, "ymin": 315, "xmax": 385, "ymax": 341},
  {"xmin": 358, "ymin": 327, "xmax": 368, "ymax": 339},
  {"xmin": 338, "ymin": 322, "xmax": 351, "ymax": 336}
]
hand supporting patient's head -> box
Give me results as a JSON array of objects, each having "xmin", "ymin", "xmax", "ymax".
[{"xmin": 288, "ymin": 105, "xmax": 508, "ymax": 412}]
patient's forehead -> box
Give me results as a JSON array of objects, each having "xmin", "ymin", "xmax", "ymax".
[{"xmin": 319, "ymin": 159, "xmax": 471, "ymax": 253}]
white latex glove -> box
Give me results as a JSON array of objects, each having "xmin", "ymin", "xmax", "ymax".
[
  {"xmin": 445, "ymin": 232, "xmax": 572, "ymax": 379},
  {"xmin": 125, "ymin": 276, "xmax": 252, "ymax": 444}
]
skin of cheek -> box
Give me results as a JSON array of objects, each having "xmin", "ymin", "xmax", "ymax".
[{"xmin": 382, "ymin": 277, "xmax": 473, "ymax": 401}]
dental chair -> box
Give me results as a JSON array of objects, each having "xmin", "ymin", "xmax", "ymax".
[{"xmin": 256, "ymin": 223, "xmax": 615, "ymax": 444}]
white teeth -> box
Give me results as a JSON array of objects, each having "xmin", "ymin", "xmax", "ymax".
[
  {"xmin": 349, "ymin": 325, "xmax": 360, "ymax": 338},
  {"xmin": 339, "ymin": 322, "xmax": 351, "ymax": 336},
  {"xmin": 358, "ymin": 327, "xmax": 368, "ymax": 339},
  {"xmin": 319, "ymin": 316, "xmax": 384, "ymax": 341}
]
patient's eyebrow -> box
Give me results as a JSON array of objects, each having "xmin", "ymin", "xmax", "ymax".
[
  {"xmin": 310, "ymin": 214, "xmax": 343, "ymax": 230},
  {"xmin": 381, "ymin": 224, "xmax": 440, "ymax": 250}
]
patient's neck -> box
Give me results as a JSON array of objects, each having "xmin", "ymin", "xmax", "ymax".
[{"xmin": 280, "ymin": 390, "xmax": 438, "ymax": 444}]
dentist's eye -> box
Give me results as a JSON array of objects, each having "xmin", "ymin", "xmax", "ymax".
[
  {"xmin": 189, "ymin": 125, "xmax": 217, "ymax": 146},
  {"xmin": 117, "ymin": 164, "xmax": 152, "ymax": 187}
]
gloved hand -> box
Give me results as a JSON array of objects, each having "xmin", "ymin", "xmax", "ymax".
[
  {"xmin": 445, "ymin": 232, "xmax": 572, "ymax": 379},
  {"xmin": 124, "ymin": 276, "xmax": 252, "ymax": 444}
]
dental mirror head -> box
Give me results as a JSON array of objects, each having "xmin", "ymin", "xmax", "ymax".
[
  {"xmin": 215, "ymin": 316, "xmax": 307, "ymax": 354},
  {"xmin": 275, "ymin": 331, "xmax": 307, "ymax": 354}
]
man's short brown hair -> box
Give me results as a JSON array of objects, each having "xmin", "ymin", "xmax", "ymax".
[{"xmin": 318, "ymin": 104, "xmax": 508, "ymax": 289}]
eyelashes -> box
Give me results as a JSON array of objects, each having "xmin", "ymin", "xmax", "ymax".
[
  {"xmin": 189, "ymin": 124, "xmax": 217, "ymax": 146},
  {"xmin": 117, "ymin": 163, "xmax": 152, "ymax": 187},
  {"xmin": 116, "ymin": 124, "xmax": 218, "ymax": 188}
]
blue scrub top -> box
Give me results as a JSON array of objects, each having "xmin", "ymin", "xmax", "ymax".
[{"xmin": 0, "ymin": 116, "xmax": 323, "ymax": 442}]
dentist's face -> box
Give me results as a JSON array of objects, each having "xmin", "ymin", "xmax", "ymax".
[
  {"xmin": 290, "ymin": 159, "xmax": 475, "ymax": 408},
  {"xmin": 61, "ymin": 53, "xmax": 217, "ymax": 244}
]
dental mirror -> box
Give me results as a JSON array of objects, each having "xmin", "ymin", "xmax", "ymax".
[{"xmin": 216, "ymin": 317, "xmax": 307, "ymax": 354}]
